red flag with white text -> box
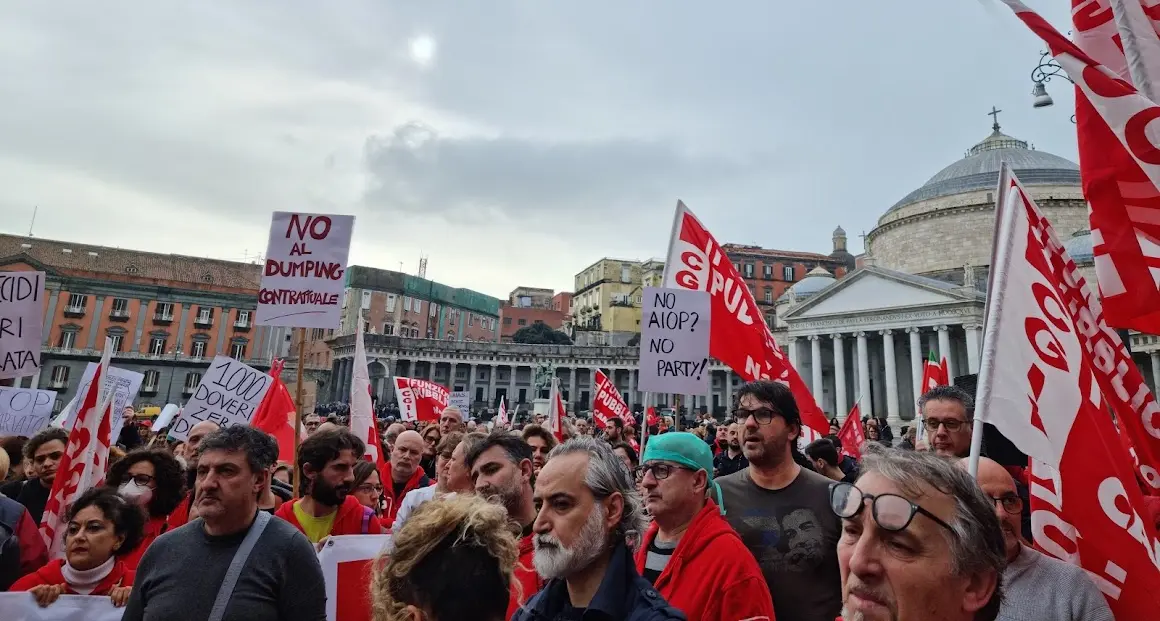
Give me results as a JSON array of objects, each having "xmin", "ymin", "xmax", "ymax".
[
  {"xmin": 976, "ymin": 164, "xmax": 1160, "ymax": 616},
  {"xmin": 836, "ymin": 404, "xmax": 865, "ymax": 460},
  {"xmin": 663, "ymin": 201, "xmax": 829, "ymax": 445},
  {"xmin": 1001, "ymin": 0, "xmax": 1160, "ymax": 494},
  {"xmin": 592, "ymin": 369, "xmax": 629, "ymax": 430},
  {"xmin": 393, "ymin": 377, "xmax": 449, "ymax": 423}
]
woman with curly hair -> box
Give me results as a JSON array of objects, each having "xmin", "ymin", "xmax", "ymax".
[
  {"xmin": 371, "ymin": 495, "xmax": 518, "ymax": 621},
  {"xmin": 11, "ymin": 486, "xmax": 145, "ymax": 608},
  {"xmin": 105, "ymin": 448, "xmax": 186, "ymax": 569}
]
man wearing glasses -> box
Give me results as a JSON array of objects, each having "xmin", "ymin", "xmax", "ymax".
[
  {"xmin": 831, "ymin": 445, "xmax": 1005, "ymax": 621},
  {"xmin": 717, "ymin": 380, "xmax": 842, "ymax": 621},
  {"xmin": 963, "ymin": 457, "xmax": 1112, "ymax": 621},
  {"xmin": 918, "ymin": 385, "xmax": 975, "ymax": 458}
]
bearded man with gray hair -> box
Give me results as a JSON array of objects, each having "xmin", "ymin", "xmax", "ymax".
[
  {"xmin": 833, "ymin": 444, "xmax": 1006, "ymax": 621},
  {"xmin": 514, "ymin": 436, "xmax": 684, "ymax": 621}
]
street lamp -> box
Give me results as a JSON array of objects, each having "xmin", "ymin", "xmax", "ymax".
[
  {"xmin": 165, "ymin": 347, "xmax": 183, "ymax": 404},
  {"xmin": 1030, "ymin": 50, "xmax": 1076, "ymax": 122}
]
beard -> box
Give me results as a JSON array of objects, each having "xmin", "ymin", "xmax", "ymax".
[
  {"xmin": 311, "ymin": 477, "xmax": 350, "ymax": 507},
  {"xmin": 479, "ymin": 474, "xmax": 523, "ymax": 517},
  {"xmin": 533, "ymin": 504, "xmax": 608, "ymax": 580}
]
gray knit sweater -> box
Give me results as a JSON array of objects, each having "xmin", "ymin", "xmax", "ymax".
[{"xmin": 997, "ymin": 546, "xmax": 1113, "ymax": 621}]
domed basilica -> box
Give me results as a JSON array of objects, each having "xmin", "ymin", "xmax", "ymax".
[{"xmin": 774, "ymin": 119, "xmax": 1156, "ymax": 428}]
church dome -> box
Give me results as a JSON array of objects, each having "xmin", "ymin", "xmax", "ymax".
[
  {"xmin": 886, "ymin": 125, "xmax": 1080, "ymax": 214},
  {"xmin": 780, "ymin": 267, "xmax": 835, "ymax": 302},
  {"xmin": 1064, "ymin": 229, "xmax": 1094, "ymax": 263}
]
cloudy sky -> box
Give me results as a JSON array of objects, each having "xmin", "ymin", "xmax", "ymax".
[{"xmin": 0, "ymin": 1, "xmax": 1077, "ymax": 299}]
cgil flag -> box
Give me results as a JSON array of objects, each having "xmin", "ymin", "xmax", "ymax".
[
  {"xmin": 591, "ymin": 369, "xmax": 629, "ymax": 430},
  {"xmin": 662, "ymin": 201, "xmax": 830, "ymax": 444},
  {"xmin": 973, "ymin": 164, "xmax": 1160, "ymax": 616},
  {"xmin": 40, "ymin": 338, "xmax": 115, "ymax": 556},
  {"xmin": 836, "ymin": 403, "xmax": 865, "ymax": 461},
  {"xmin": 393, "ymin": 377, "xmax": 449, "ymax": 423}
]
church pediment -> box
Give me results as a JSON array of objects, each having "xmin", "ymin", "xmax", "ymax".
[{"xmin": 784, "ymin": 266, "xmax": 980, "ymax": 321}]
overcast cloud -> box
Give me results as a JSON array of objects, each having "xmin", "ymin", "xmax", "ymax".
[{"xmin": 0, "ymin": 1, "xmax": 1076, "ymax": 298}]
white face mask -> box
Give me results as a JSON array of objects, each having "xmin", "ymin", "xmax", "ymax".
[{"xmin": 119, "ymin": 480, "xmax": 153, "ymax": 506}]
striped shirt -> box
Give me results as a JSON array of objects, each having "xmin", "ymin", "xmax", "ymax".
[{"xmin": 642, "ymin": 537, "xmax": 678, "ymax": 584}]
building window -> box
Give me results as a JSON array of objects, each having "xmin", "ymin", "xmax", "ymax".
[
  {"xmin": 364, "ymin": 321, "xmax": 371, "ymax": 334},
  {"xmin": 184, "ymin": 372, "xmax": 202, "ymax": 394},
  {"xmin": 469, "ymin": 313, "xmax": 475, "ymax": 327},
  {"xmin": 764, "ymin": 265, "xmax": 773, "ymax": 279},
  {"xmin": 50, "ymin": 365, "xmax": 69, "ymax": 388},
  {"xmin": 744, "ymin": 263, "xmax": 754, "ymax": 278},
  {"xmin": 386, "ymin": 294, "xmax": 397, "ymax": 312},
  {"xmin": 191, "ymin": 340, "xmax": 206, "ymax": 359},
  {"xmin": 155, "ymin": 302, "xmax": 174, "ymax": 321},
  {"xmin": 110, "ymin": 298, "xmax": 130, "ymax": 318},
  {"xmin": 429, "ymin": 303, "xmax": 437, "ymax": 317},
  {"xmin": 383, "ymin": 324, "xmax": 394, "ymax": 335},
  {"xmin": 58, "ymin": 330, "xmax": 77, "ymax": 350},
  {"xmin": 764, "ymin": 288, "xmax": 773, "ymax": 304},
  {"xmin": 109, "ymin": 334, "xmax": 123, "ymax": 352},
  {"xmin": 230, "ymin": 342, "xmax": 246, "ymax": 359},
  {"xmin": 404, "ymin": 297, "xmax": 412, "ymax": 312},
  {"xmin": 235, "ymin": 310, "xmax": 251, "ymax": 327},
  {"xmin": 518, "ymin": 319, "xmax": 527, "ymax": 326},
  {"xmin": 621, "ymin": 266, "xmax": 631, "ymax": 283},
  {"xmin": 195, "ymin": 307, "xmax": 214, "ymax": 326},
  {"xmin": 66, "ymin": 293, "xmax": 87, "ymax": 311},
  {"xmin": 149, "ymin": 337, "xmax": 166, "ymax": 356},
  {"xmin": 142, "ymin": 370, "xmax": 160, "ymax": 392},
  {"xmin": 783, "ymin": 266, "xmax": 795, "ymax": 281},
  {"xmin": 361, "ymin": 290, "xmax": 371, "ymax": 310},
  {"xmin": 503, "ymin": 317, "xmax": 512, "ymax": 326}
]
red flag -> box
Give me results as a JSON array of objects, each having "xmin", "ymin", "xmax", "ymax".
[
  {"xmin": 41, "ymin": 342, "xmax": 114, "ymax": 556},
  {"xmin": 496, "ymin": 396, "xmax": 509, "ymax": 427},
  {"xmin": 663, "ymin": 201, "xmax": 829, "ymax": 443},
  {"xmin": 592, "ymin": 370, "xmax": 629, "ymax": 430},
  {"xmin": 975, "ymin": 163, "xmax": 1160, "ymax": 616},
  {"xmin": 1001, "ymin": 0, "xmax": 1160, "ymax": 495},
  {"xmin": 251, "ymin": 361, "xmax": 301, "ymax": 465},
  {"xmin": 919, "ymin": 352, "xmax": 950, "ymax": 394},
  {"xmin": 547, "ymin": 378, "xmax": 566, "ymax": 442},
  {"xmin": 393, "ymin": 377, "xmax": 449, "ymax": 423},
  {"xmin": 836, "ymin": 404, "xmax": 865, "ymax": 460},
  {"xmin": 350, "ymin": 322, "xmax": 388, "ymax": 471}
]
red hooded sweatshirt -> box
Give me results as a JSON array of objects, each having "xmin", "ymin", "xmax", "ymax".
[
  {"xmin": 275, "ymin": 495, "xmax": 384, "ymax": 539},
  {"xmin": 506, "ymin": 532, "xmax": 542, "ymax": 620},
  {"xmin": 11, "ymin": 558, "xmax": 135, "ymax": 594},
  {"xmin": 378, "ymin": 462, "xmax": 430, "ymax": 527},
  {"xmin": 634, "ymin": 500, "xmax": 776, "ymax": 621}
]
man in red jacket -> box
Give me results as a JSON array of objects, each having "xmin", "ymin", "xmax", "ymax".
[
  {"xmin": 635, "ymin": 431, "xmax": 776, "ymax": 621},
  {"xmin": 379, "ymin": 430, "xmax": 430, "ymax": 527},
  {"xmin": 275, "ymin": 428, "xmax": 383, "ymax": 542},
  {"xmin": 466, "ymin": 431, "xmax": 542, "ymax": 620}
]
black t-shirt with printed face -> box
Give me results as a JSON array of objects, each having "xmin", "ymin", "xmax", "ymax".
[{"xmin": 717, "ymin": 466, "xmax": 842, "ymax": 621}]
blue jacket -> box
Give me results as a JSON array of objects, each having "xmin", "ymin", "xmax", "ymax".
[{"xmin": 512, "ymin": 542, "xmax": 685, "ymax": 621}]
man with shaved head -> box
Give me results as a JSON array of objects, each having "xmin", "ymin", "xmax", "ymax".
[
  {"xmin": 166, "ymin": 420, "xmax": 220, "ymax": 529},
  {"xmin": 381, "ymin": 430, "xmax": 430, "ymax": 526},
  {"xmin": 961, "ymin": 457, "xmax": 1112, "ymax": 621}
]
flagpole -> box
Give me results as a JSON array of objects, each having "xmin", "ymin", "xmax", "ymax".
[{"xmin": 292, "ymin": 327, "xmax": 306, "ymax": 499}]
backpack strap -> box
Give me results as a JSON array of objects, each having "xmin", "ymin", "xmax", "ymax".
[
  {"xmin": 207, "ymin": 511, "xmax": 272, "ymax": 621},
  {"xmin": 361, "ymin": 506, "xmax": 375, "ymax": 534}
]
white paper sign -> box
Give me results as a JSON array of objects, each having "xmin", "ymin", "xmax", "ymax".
[
  {"xmin": 0, "ymin": 387, "xmax": 57, "ymax": 436},
  {"xmin": 638, "ymin": 287, "xmax": 711, "ymax": 394},
  {"xmin": 0, "ymin": 271, "xmax": 45, "ymax": 380},
  {"xmin": 449, "ymin": 390, "xmax": 471, "ymax": 413},
  {"xmin": 169, "ymin": 355, "xmax": 272, "ymax": 441},
  {"xmin": 151, "ymin": 403, "xmax": 181, "ymax": 432},
  {"xmin": 0, "ymin": 593, "xmax": 125, "ymax": 621},
  {"xmin": 317, "ymin": 534, "xmax": 392, "ymax": 621},
  {"xmin": 61, "ymin": 363, "xmax": 144, "ymax": 443},
  {"xmin": 256, "ymin": 211, "xmax": 354, "ymax": 329}
]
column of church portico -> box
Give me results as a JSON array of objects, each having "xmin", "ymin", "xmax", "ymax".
[
  {"xmin": 725, "ymin": 371, "xmax": 734, "ymax": 410},
  {"xmin": 788, "ymin": 338, "xmax": 799, "ymax": 371},
  {"xmin": 627, "ymin": 370, "xmax": 636, "ymax": 407},
  {"xmin": 909, "ymin": 328, "xmax": 924, "ymax": 402},
  {"xmin": 938, "ymin": 326, "xmax": 956, "ymax": 381},
  {"xmin": 856, "ymin": 332, "xmax": 871, "ymax": 417},
  {"xmin": 486, "ymin": 365, "xmax": 496, "ymax": 406},
  {"xmin": 509, "ymin": 365, "xmax": 518, "ymax": 405},
  {"xmin": 810, "ymin": 336, "xmax": 823, "ymax": 402},
  {"xmin": 468, "ymin": 364, "xmax": 477, "ymax": 404},
  {"xmin": 965, "ymin": 325, "xmax": 982, "ymax": 374},
  {"xmin": 881, "ymin": 330, "xmax": 900, "ymax": 426},
  {"xmin": 833, "ymin": 334, "xmax": 847, "ymax": 417},
  {"xmin": 569, "ymin": 367, "xmax": 578, "ymax": 409}
]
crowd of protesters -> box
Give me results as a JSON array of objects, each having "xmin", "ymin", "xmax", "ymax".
[{"xmin": 0, "ymin": 380, "xmax": 1137, "ymax": 620}]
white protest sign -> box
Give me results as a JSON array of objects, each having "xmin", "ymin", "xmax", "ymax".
[
  {"xmin": 169, "ymin": 355, "xmax": 272, "ymax": 441},
  {"xmin": 0, "ymin": 271, "xmax": 45, "ymax": 380},
  {"xmin": 256, "ymin": 211, "xmax": 354, "ymax": 329},
  {"xmin": 61, "ymin": 362, "xmax": 143, "ymax": 443},
  {"xmin": 318, "ymin": 534, "xmax": 392, "ymax": 621},
  {"xmin": 638, "ymin": 287, "xmax": 711, "ymax": 395},
  {"xmin": 449, "ymin": 390, "xmax": 471, "ymax": 413},
  {"xmin": 0, "ymin": 593, "xmax": 125, "ymax": 621},
  {"xmin": 0, "ymin": 387, "xmax": 57, "ymax": 436},
  {"xmin": 152, "ymin": 403, "xmax": 180, "ymax": 431}
]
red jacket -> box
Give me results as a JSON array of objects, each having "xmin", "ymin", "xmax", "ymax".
[
  {"xmin": 11, "ymin": 558, "xmax": 135, "ymax": 594},
  {"xmin": 379, "ymin": 462, "xmax": 430, "ymax": 527},
  {"xmin": 275, "ymin": 494, "xmax": 384, "ymax": 538},
  {"xmin": 506, "ymin": 533, "xmax": 542, "ymax": 620},
  {"xmin": 122, "ymin": 515, "xmax": 169, "ymax": 570},
  {"xmin": 635, "ymin": 500, "xmax": 776, "ymax": 621},
  {"xmin": 166, "ymin": 491, "xmax": 194, "ymax": 531}
]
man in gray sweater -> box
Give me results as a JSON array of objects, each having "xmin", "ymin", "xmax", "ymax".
[
  {"xmin": 968, "ymin": 457, "xmax": 1113, "ymax": 621},
  {"xmin": 122, "ymin": 426, "xmax": 327, "ymax": 621}
]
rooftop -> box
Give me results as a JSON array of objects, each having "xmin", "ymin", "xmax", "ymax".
[{"xmin": 722, "ymin": 243, "xmax": 845, "ymax": 263}]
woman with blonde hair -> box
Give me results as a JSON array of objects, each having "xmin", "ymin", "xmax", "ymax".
[{"xmin": 371, "ymin": 494, "xmax": 519, "ymax": 621}]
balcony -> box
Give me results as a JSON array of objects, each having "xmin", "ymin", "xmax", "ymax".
[
  {"xmin": 109, "ymin": 309, "xmax": 131, "ymax": 322},
  {"xmin": 49, "ymin": 379, "xmax": 67, "ymax": 389},
  {"xmin": 140, "ymin": 383, "xmax": 158, "ymax": 395},
  {"xmin": 153, "ymin": 313, "xmax": 174, "ymax": 324},
  {"xmin": 193, "ymin": 316, "xmax": 213, "ymax": 328},
  {"xmin": 233, "ymin": 320, "xmax": 251, "ymax": 331},
  {"xmin": 62, "ymin": 305, "xmax": 86, "ymax": 318}
]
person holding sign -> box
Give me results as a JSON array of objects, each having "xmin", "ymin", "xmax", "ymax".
[{"xmin": 11, "ymin": 487, "xmax": 143, "ymax": 608}]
